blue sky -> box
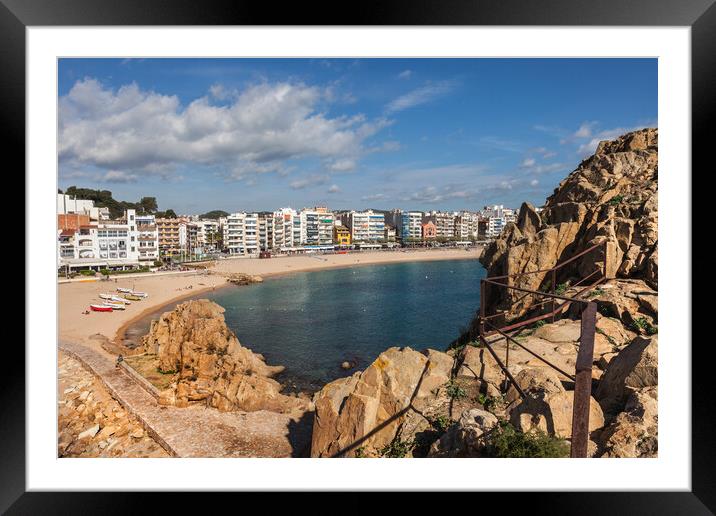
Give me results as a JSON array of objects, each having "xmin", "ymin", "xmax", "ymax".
[{"xmin": 58, "ymin": 58, "xmax": 657, "ymax": 214}]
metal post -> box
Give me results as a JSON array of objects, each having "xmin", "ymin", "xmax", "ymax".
[
  {"xmin": 571, "ymin": 301, "xmax": 597, "ymax": 458},
  {"xmin": 551, "ymin": 269, "xmax": 556, "ymax": 323},
  {"xmin": 602, "ymin": 240, "xmax": 608, "ymax": 280},
  {"xmin": 479, "ymin": 279, "xmax": 486, "ymax": 340}
]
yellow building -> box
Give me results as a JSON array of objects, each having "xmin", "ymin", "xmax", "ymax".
[{"xmin": 333, "ymin": 225, "xmax": 351, "ymax": 246}]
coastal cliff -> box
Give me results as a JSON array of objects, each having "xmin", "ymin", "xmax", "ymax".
[
  {"xmin": 142, "ymin": 299, "xmax": 308, "ymax": 414},
  {"xmin": 480, "ymin": 128, "xmax": 657, "ymax": 321},
  {"xmin": 311, "ymin": 128, "xmax": 659, "ymax": 458}
]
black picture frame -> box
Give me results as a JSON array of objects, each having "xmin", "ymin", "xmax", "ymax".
[{"xmin": 5, "ymin": 0, "xmax": 710, "ymax": 511}]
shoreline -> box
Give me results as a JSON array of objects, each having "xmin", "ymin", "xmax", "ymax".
[
  {"xmin": 59, "ymin": 247, "xmax": 483, "ymax": 358},
  {"xmin": 113, "ymin": 249, "xmax": 483, "ymax": 346}
]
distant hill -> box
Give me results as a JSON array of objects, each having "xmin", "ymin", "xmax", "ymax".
[{"xmin": 200, "ymin": 210, "xmax": 229, "ymax": 220}]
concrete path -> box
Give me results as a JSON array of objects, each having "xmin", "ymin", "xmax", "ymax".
[{"xmin": 59, "ymin": 340, "xmax": 313, "ymax": 458}]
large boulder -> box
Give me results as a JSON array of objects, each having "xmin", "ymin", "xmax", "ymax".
[
  {"xmin": 428, "ymin": 409, "xmax": 498, "ymax": 457},
  {"xmin": 595, "ymin": 335, "xmax": 658, "ymax": 417},
  {"xmin": 507, "ymin": 368, "xmax": 605, "ymax": 439},
  {"xmin": 142, "ymin": 299, "xmax": 306, "ymax": 414},
  {"xmin": 310, "ymin": 347, "xmax": 454, "ymax": 457},
  {"xmin": 597, "ymin": 386, "xmax": 658, "ymax": 457},
  {"xmin": 510, "ymin": 391, "xmax": 604, "ymax": 439},
  {"xmin": 455, "ymin": 345, "xmax": 507, "ymax": 397}
]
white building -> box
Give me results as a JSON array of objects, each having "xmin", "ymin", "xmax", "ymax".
[
  {"xmin": 224, "ymin": 212, "xmax": 259, "ymax": 255},
  {"xmin": 345, "ymin": 210, "xmax": 385, "ymax": 243},
  {"xmin": 57, "ymin": 193, "xmax": 110, "ymax": 220},
  {"xmin": 135, "ymin": 214, "xmax": 159, "ymax": 263},
  {"xmin": 300, "ymin": 207, "xmax": 335, "ymax": 245},
  {"xmin": 58, "ymin": 209, "xmax": 142, "ymax": 271},
  {"xmin": 482, "ymin": 205, "xmax": 518, "ymax": 238},
  {"xmin": 196, "ymin": 219, "xmax": 221, "ymax": 252},
  {"xmin": 272, "ymin": 207, "xmax": 301, "ymax": 250}
]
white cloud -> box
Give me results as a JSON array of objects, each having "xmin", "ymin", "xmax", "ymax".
[
  {"xmin": 385, "ymin": 80, "xmax": 455, "ymax": 114},
  {"xmin": 397, "ymin": 70, "xmax": 412, "ymax": 79},
  {"xmin": 327, "ymin": 184, "xmax": 341, "ymax": 194},
  {"xmin": 289, "ymin": 174, "xmax": 329, "ymax": 190},
  {"xmin": 328, "ymin": 158, "xmax": 356, "ymax": 172},
  {"xmin": 520, "ymin": 157, "xmax": 536, "ymax": 168},
  {"xmin": 361, "ymin": 193, "xmax": 386, "ymax": 201},
  {"xmin": 530, "ymin": 179, "xmax": 539, "ymax": 187},
  {"xmin": 59, "ymin": 78, "xmax": 389, "ymax": 182},
  {"xmin": 574, "ymin": 121, "xmax": 598, "ymax": 138},
  {"xmin": 576, "ymin": 125, "xmax": 651, "ymax": 155},
  {"xmin": 102, "ymin": 170, "xmax": 138, "ymax": 183}
]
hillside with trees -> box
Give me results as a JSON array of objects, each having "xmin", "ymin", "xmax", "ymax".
[{"xmin": 60, "ymin": 187, "xmax": 178, "ymax": 219}]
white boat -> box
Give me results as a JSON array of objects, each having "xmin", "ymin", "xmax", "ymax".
[
  {"xmin": 110, "ymin": 295, "xmax": 131, "ymax": 304},
  {"xmin": 101, "ymin": 302, "xmax": 126, "ymax": 310},
  {"xmin": 99, "ymin": 293, "xmax": 115, "ymax": 300},
  {"xmin": 131, "ymin": 291, "xmax": 149, "ymax": 298},
  {"xmin": 116, "ymin": 287, "xmax": 133, "ymax": 293}
]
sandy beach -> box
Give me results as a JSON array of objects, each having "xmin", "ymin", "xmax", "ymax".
[{"xmin": 59, "ymin": 247, "xmax": 482, "ymax": 350}]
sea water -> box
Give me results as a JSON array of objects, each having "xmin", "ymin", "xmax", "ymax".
[{"xmin": 124, "ymin": 259, "xmax": 485, "ymax": 392}]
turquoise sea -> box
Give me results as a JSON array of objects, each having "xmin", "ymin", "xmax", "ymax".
[{"xmin": 124, "ymin": 259, "xmax": 485, "ymax": 392}]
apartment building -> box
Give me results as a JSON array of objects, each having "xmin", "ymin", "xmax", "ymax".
[
  {"xmin": 344, "ymin": 210, "xmax": 385, "ymax": 243},
  {"xmin": 196, "ymin": 219, "xmax": 221, "ymax": 252},
  {"xmin": 300, "ymin": 207, "xmax": 334, "ymax": 245},
  {"xmin": 258, "ymin": 212, "xmax": 274, "ymax": 251},
  {"xmin": 225, "ymin": 212, "xmax": 259, "ymax": 255},
  {"xmin": 384, "ymin": 225, "xmax": 397, "ymax": 242},
  {"xmin": 400, "ymin": 211, "xmax": 423, "ymax": 241},
  {"xmin": 455, "ymin": 211, "xmax": 481, "ymax": 241},
  {"xmin": 135, "ymin": 214, "xmax": 159, "ymax": 263},
  {"xmin": 156, "ymin": 217, "xmax": 184, "ymax": 256},
  {"xmin": 272, "ymin": 207, "xmax": 301, "ymax": 250},
  {"xmin": 58, "ymin": 209, "xmax": 142, "ymax": 271},
  {"xmin": 424, "ymin": 211, "xmax": 457, "ymax": 239},
  {"xmin": 57, "ymin": 194, "xmax": 110, "ymax": 220},
  {"xmin": 482, "ymin": 205, "xmax": 518, "ymax": 239}
]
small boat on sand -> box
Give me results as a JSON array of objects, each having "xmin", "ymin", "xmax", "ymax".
[
  {"xmin": 122, "ymin": 294, "xmax": 142, "ymax": 301},
  {"xmin": 101, "ymin": 301, "xmax": 126, "ymax": 310},
  {"xmin": 131, "ymin": 291, "xmax": 148, "ymax": 298},
  {"xmin": 90, "ymin": 304, "xmax": 113, "ymax": 312},
  {"xmin": 116, "ymin": 287, "xmax": 133, "ymax": 293},
  {"xmin": 99, "ymin": 293, "xmax": 115, "ymax": 300},
  {"xmin": 110, "ymin": 295, "xmax": 131, "ymax": 304}
]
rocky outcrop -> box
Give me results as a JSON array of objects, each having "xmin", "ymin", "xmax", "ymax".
[
  {"xmin": 597, "ymin": 386, "xmax": 658, "ymax": 458},
  {"xmin": 479, "ymin": 128, "xmax": 657, "ymax": 320},
  {"xmin": 428, "ymin": 409, "xmax": 498, "ymax": 457},
  {"xmin": 225, "ymin": 272, "xmax": 263, "ymax": 286},
  {"xmin": 595, "ymin": 335, "xmax": 658, "ymax": 417},
  {"xmin": 142, "ymin": 299, "xmax": 306, "ymax": 414},
  {"xmin": 506, "ymin": 368, "xmax": 605, "ymax": 439},
  {"xmin": 310, "ymin": 347, "xmax": 455, "ymax": 457}
]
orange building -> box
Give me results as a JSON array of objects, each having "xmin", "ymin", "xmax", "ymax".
[
  {"xmin": 58, "ymin": 213, "xmax": 90, "ymax": 231},
  {"xmin": 421, "ymin": 221, "xmax": 437, "ymax": 239}
]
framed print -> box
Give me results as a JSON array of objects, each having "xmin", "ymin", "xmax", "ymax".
[{"xmin": 6, "ymin": 0, "xmax": 712, "ymax": 511}]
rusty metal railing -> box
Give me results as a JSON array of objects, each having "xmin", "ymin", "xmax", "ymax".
[{"xmin": 477, "ymin": 240, "xmax": 608, "ymax": 457}]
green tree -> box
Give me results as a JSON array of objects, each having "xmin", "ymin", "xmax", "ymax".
[
  {"xmin": 200, "ymin": 210, "xmax": 229, "ymax": 220},
  {"xmin": 138, "ymin": 196, "xmax": 158, "ymax": 214}
]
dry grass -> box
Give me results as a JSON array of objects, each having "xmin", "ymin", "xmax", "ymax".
[{"xmin": 123, "ymin": 354, "xmax": 178, "ymax": 391}]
